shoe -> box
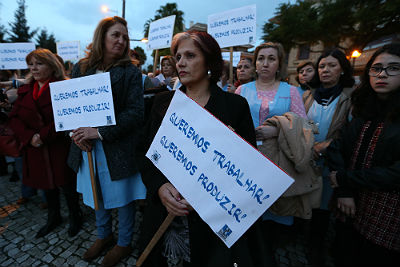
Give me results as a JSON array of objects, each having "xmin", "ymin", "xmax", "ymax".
[
  {"xmin": 17, "ymin": 197, "xmax": 29, "ymax": 205},
  {"xmin": 9, "ymin": 170, "xmax": 19, "ymax": 182},
  {"xmin": 83, "ymin": 234, "xmax": 114, "ymax": 262},
  {"xmin": 35, "ymin": 216, "xmax": 62, "ymax": 238},
  {"xmin": 39, "ymin": 202, "xmax": 48, "ymax": 209},
  {"xmin": 100, "ymin": 245, "xmax": 132, "ymax": 267},
  {"xmin": 68, "ymin": 212, "xmax": 82, "ymax": 237}
]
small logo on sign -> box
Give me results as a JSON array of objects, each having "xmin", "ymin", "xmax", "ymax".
[
  {"xmin": 249, "ymin": 36, "xmax": 253, "ymax": 43},
  {"xmin": 151, "ymin": 150, "xmax": 161, "ymax": 163},
  {"xmin": 106, "ymin": 116, "xmax": 112, "ymax": 125},
  {"xmin": 58, "ymin": 122, "xmax": 64, "ymax": 130},
  {"xmin": 217, "ymin": 224, "xmax": 232, "ymax": 240}
]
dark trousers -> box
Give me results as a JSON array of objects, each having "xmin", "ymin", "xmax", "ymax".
[{"xmin": 334, "ymin": 220, "xmax": 400, "ymax": 266}]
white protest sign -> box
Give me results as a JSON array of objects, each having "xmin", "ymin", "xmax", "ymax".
[
  {"xmin": 50, "ymin": 72, "xmax": 116, "ymax": 132},
  {"xmin": 222, "ymin": 52, "xmax": 241, "ymax": 67},
  {"xmin": 0, "ymin": 42, "xmax": 35, "ymax": 70},
  {"xmin": 147, "ymin": 15, "xmax": 176, "ymax": 50},
  {"xmin": 208, "ymin": 5, "xmax": 256, "ymax": 48},
  {"xmin": 56, "ymin": 41, "xmax": 80, "ymax": 61},
  {"xmin": 146, "ymin": 89, "xmax": 293, "ymax": 248}
]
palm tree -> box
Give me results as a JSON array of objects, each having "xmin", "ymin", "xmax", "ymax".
[{"xmin": 143, "ymin": 3, "xmax": 184, "ymax": 38}]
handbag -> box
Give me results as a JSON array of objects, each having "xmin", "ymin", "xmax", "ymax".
[{"xmin": 0, "ymin": 112, "xmax": 22, "ymax": 157}]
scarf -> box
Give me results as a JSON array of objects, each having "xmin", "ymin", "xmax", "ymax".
[
  {"xmin": 314, "ymin": 83, "xmax": 342, "ymax": 105},
  {"xmin": 33, "ymin": 80, "xmax": 50, "ymax": 101}
]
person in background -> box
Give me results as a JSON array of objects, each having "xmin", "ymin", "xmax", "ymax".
[
  {"xmin": 68, "ymin": 16, "xmax": 146, "ymax": 267},
  {"xmin": 234, "ymin": 57, "xmax": 255, "ymax": 87},
  {"xmin": 235, "ymin": 42, "xmax": 307, "ymax": 256},
  {"xmin": 302, "ymin": 49, "xmax": 355, "ymax": 265},
  {"xmin": 217, "ymin": 60, "xmax": 235, "ymax": 92},
  {"xmin": 130, "ymin": 49, "xmax": 154, "ymax": 90},
  {"xmin": 8, "ymin": 49, "xmax": 81, "ymax": 238},
  {"xmin": 327, "ymin": 43, "xmax": 400, "ymax": 266},
  {"xmin": 157, "ymin": 55, "xmax": 178, "ymax": 90},
  {"xmin": 296, "ymin": 60, "xmax": 316, "ymax": 97},
  {"xmin": 139, "ymin": 30, "xmax": 273, "ymax": 267}
]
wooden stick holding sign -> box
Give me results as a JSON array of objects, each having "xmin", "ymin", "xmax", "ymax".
[
  {"xmin": 229, "ymin": 46, "xmax": 234, "ymax": 85},
  {"xmin": 135, "ymin": 213, "xmax": 175, "ymax": 267},
  {"xmin": 153, "ymin": 49, "xmax": 159, "ymax": 74},
  {"xmin": 87, "ymin": 151, "xmax": 99, "ymax": 210}
]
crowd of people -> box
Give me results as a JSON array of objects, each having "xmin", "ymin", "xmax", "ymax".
[{"xmin": 1, "ymin": 15, "xmax": 399, "ymax": 267}]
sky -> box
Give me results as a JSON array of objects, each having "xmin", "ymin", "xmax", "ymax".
[{"xmin": 0, "ymin": 0, "xmax": 294, "ymax": 67}]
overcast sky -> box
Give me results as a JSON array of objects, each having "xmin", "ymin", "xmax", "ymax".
[{"xmin": 0, "ymin": 0, "xmax": 294, "ymax": 66}]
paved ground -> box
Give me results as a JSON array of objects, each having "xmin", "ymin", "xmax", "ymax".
[{"xmin": 0, "ymin": 170, "xmax": 335, "ymax": 267}]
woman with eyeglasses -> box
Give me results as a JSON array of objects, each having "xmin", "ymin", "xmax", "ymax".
[
  {"xmin": 326, "ymin": 43, "xmax": 400, "ymax": 266},
  {"xmin": 302, "ymin": 49, "xmax": 355, "ymax": 265}
]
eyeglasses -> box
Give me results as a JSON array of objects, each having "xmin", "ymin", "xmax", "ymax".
[
  {"xmin": 299, "ymin": 68, "xmax": 314, "ymax": 74},
  {"xmin": 368, "ymin": 65, "xmax": 400, "ymax": 77}
]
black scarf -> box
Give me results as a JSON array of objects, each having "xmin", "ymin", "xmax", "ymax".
[{"xmin": 314, "ymin": 83, "xmax": 343, "ymax": 105}]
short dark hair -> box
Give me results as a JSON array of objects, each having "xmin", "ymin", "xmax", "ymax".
[
  {"xmin": 311, "ymin": 49, "xmax": 355, "ymax": 88},
  {"xmin": 171, "ymin": 30, "xmax": 223, "ymax": 84},
  {"xmin": 352, "ymin": 43, "xmax": 400, "ymax": 121}
]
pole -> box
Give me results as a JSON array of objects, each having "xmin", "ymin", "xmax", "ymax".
[
  {"xmin": 153, "ymin": 49, "xmax": 159, "ymax": 74},
  {"xmin": 122, "ymin": 0, "xmax": 126, "ymax": 19},
  {"xmin": 87, "ymin": 151, "xmax": 99, "ymax": 210},
  {"xmin": 229, "ymin": 47, "xmax": 234, "ymax": 85},
  {"xmin": 135, "ymin": 213, "xmax": 175, "ymax": 267}
]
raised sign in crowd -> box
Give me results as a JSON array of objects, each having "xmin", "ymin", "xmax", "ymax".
[{"xmin": 0, "ymin": 4, "xmax": 399, "ymax": 267}]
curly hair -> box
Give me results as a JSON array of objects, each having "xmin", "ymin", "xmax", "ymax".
[{"xmin": 351, "ymin": 43, "xmax": 400, "ymax": 121}]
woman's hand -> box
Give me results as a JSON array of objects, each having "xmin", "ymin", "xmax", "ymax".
[
  {"xmin": 313, "ymin": 140, "xmax": 332, "ymax": 159},
  {"xmin": 255, "ymin": 125, "xmax": 278, "ymax": 141},
  {"xmin": 329, "ymin": 171, "xmax": 338, "ymax": 188},
  {"xmin": 73, "ymin": 139, "xmax": 93, "ymax": 152},
  {"xmin": 158, "ymin": 183, "xmax": 191, "ymax": 216},
  {"xmin": 30, "ymin": 133, "xmax": 43, "ymax": 148},
  {"xmin": 0, "ymin": 99, "xmax": 11, "ymax": 110},
  {"xmin": 71, "ymin": 127, "xmax": 99, "ymax": 143},
  {"xmin": 337, "ymin": 197, "xmax": 356, "ymax": 217}
]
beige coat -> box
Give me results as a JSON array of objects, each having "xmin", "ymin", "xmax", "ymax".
[{"xmin": 259, "ymin": 112, "xmax": 322, "ymax": 219}]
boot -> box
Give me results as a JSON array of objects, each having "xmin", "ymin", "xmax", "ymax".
[
  {"xmin": 63, "ymin": 184, "xmax": 82, "ymax": 237},
  {"xmin": 101, "ymin": 244, "xmax": 132, "ymax": 267},
  {"xmin": 36, "ymin": 188, "xmax": 62, "ymax": 238},
  {"xmin": 83, "ymin": 234, "xmax": 114, "ymax": 261}
]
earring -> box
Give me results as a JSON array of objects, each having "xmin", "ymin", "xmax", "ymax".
[
  {"xmin": 207, "ymin": 70, "xmax": 211, "ymax": 75},
  {"xmin": 341, "ymin": 72, "xmax": 344, "ymax": 75}
]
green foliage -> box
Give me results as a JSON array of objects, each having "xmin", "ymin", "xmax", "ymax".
[
  {"xmin": 8, "ymin": 0, "xmax": 37, "ymax": 42},
  {"xmin": 143, "ymin": 2, "xmax": 184, "ymax": 38},
  {"xmin": 132, "ymin": 46, "xmax": 147, "ymax": 66},
  {"xmin": 263, "ymin": 0, "xmax": 400, "ymax": 55},
  {"xmin": 36, "ymin": 29, "xmax": 57, "ymax": 53}
]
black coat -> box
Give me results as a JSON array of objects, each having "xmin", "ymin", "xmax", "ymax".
[
  {"xmin": 326, "ymin": 117, "xmax": 400, "ymax": 196},
  {"xmin": 67, "ymin": 63, "xmax": 144, "ymax": 181},
  {"xmin": 139, "ymin": 84, "xmax": 274, "ymax": 266}
]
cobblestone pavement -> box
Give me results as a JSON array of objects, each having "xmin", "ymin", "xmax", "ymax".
[{"xmin": 1, "ymin": 172, "xmax": 335, "ymax": 267}]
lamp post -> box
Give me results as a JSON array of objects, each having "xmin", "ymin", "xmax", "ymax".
[
  {"xmin": 351, "ymin": 50, "xmax": 361, "ymax": 69},
  {"xmin": 101, "ymin": 5, "xmax": 118, "ymax": 16},
  {"xmin": 130, "ymin": 38, "xmax": 148, "ymax": 43}
]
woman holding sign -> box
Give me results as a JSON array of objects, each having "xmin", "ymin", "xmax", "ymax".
[
  {"xmin": 139, "ymin": 30, "xmax": 273, "ymax": 266},
  {"xmin": 8, "ymin": 48, "xmax": 82, "ymax": 238},
  {"xmin": 67, "ymin": 16, "xmax": 146, "ymax": 267}
]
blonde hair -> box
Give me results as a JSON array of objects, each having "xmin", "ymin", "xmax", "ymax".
[
  {"xmin": 79, "ymin": 16, "xmax": 131, "ymax": 74},
  {"xmin": 254, "ymin": 42, "xmax": 287, "ymax": 80},
  {"xmin": 25, "ymin": 48, "xmax": 66, "ymax": 83}
]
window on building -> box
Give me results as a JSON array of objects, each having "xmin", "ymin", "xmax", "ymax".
[{"xmin": 298, "ymin": 44, "xmax": 310, "ymax": 60}]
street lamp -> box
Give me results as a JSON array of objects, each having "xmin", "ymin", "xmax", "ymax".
[
  {"xmin": 130, "ymin": 38, "xmax": 148, "ymax": 43},
  {"xmin": 351, "ymin": 50, "xmax": 361, "ymax": 68},
  {"xmin": 101, "ymin": 5, "xmax": 118, "ymax": 16}
]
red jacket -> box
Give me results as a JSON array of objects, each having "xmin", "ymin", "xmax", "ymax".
[{"xmin": 9, "ymin": 81, "xmax": 75, "ymax": 189}]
